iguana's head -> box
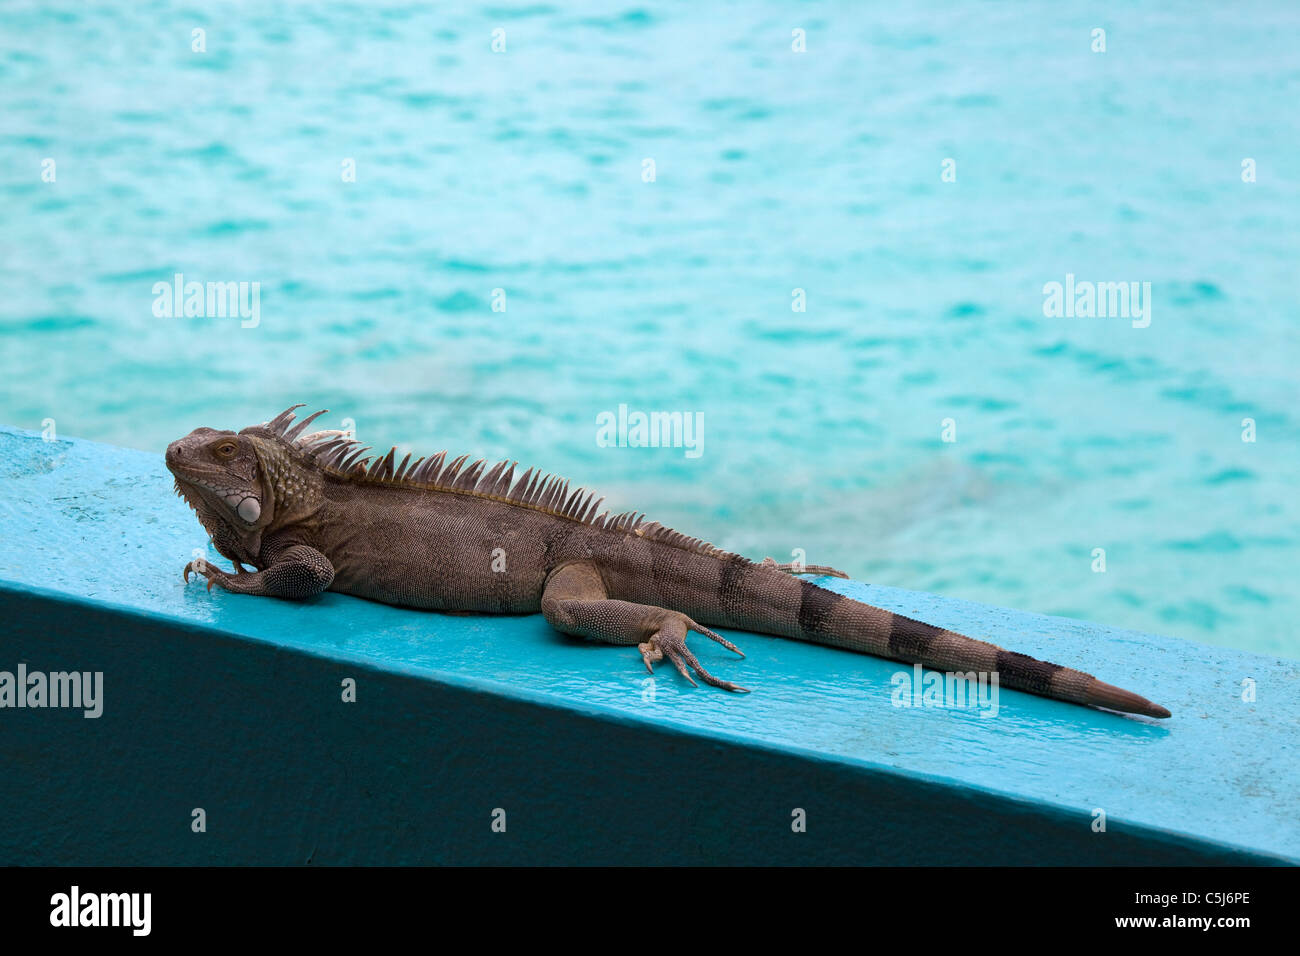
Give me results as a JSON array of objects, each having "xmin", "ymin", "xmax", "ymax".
[
  {"xmin": 166, "ymin": 427, "xmax": 275, "ymax": 540},
  {"xmin": 167, "ymin": 406, "xmax": 343, "ymax": 553}
]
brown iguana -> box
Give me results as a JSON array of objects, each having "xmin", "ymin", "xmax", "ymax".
[{"xmin": 165, "ymin": 404, "xmax": 1171, "ymax": 719}]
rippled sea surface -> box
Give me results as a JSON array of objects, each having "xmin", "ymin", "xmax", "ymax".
[{"xmin": 2, "ymin": 2, "xmax": 1297, "ymax": 655}]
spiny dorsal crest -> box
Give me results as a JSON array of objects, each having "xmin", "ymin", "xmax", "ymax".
[{"xmin": 251, "ymin": 404, "xmax": 736, "ymax": 559}]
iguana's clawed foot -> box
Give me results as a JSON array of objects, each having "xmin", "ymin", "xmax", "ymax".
[
  {"xmin": 183, "ymin": 560, "xmax": 233, "ymax": 592},
  {"xmin": 760, "ymin": 557, "xmax": 849, "ymax": 579},
  {"xmin": 639, "ymin": 616, "xmax": 749, "ymax": 693}
]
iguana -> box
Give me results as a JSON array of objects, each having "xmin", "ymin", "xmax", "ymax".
[{"xmin": 165, "ymin": 404, "xmax": 1171, "ymax": 719}]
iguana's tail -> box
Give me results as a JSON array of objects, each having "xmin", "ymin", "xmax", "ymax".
[{"xmin": 783, "ymin": 579, "xmax": 1171, "ymax": 718}]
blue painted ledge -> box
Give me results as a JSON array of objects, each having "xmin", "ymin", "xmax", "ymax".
[{"xmin": 0, "ymin": 425, "xmax": 1296, "ymax": 866}]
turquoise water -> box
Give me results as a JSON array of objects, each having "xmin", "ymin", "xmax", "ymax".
[{"xmin": 2, "ymin": 2, "xmax": 1297, "ymax": 656}]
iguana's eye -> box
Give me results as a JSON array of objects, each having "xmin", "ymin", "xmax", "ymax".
[{"xmin": 215, "ymin": 440, "xmax": 238, "ymax": 459}]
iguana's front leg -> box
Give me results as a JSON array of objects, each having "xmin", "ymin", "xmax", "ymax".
[
  {"xmin": 184, "ymin": 544, "xmax": 334, "ymax": 599},
  {"xmin": 540, "ymin": 561, "xmax": 748, "ymax": 692}
]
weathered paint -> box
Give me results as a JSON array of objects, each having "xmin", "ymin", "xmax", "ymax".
[{"xmin": 0, "ymin": 426, "xmax": 1296, "ymax": 864}]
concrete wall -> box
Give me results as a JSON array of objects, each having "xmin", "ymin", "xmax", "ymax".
[{"xmin": 1, "ymin": 426, "xmax": 1295, "ymax": 864}]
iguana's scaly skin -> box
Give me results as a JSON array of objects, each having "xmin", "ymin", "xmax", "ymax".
[{"xmin": 165, "ymin": 405, "xmax": 1171, "ymax": 719}]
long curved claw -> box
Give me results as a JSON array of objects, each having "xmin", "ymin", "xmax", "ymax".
[
  {"xmin": 686, "ymin": 619, "xmax": 745, "ymax": 657},
  {"xmin": 663, "ymin": 644, "xmax": 697, "ymax": 685},
  {"xmin": 640, "ymin": 640, "xmax": 663, "ymax": 674},
  {"xmin": 677, "ymin": 643, "xmax": 749, "ymax": 693},
  {"xmin": 183, "ymin": 559, "xmax": 231, "ymax": 593}
]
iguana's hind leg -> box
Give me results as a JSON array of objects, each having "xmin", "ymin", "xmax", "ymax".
[{"xmin": 540, "ymin": 561, "xmax": 748, "ymax": 692}]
